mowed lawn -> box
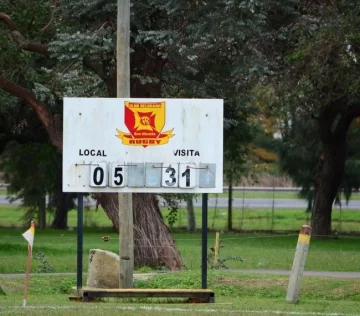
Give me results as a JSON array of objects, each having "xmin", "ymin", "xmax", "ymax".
[
  {"xmin": 1, "ymin": 203, "xmax": 360, "ymax": 233},
  {"xmin": 0, "ymin": 225, "xmax": 359, "ymax": 274},
  {"xmin": 1, "ymin": 195, "xmax": 360, "ymax": 315},
  {"xmin": 0, "ymin": 272, "xmax": 360, "ymax": 315}
]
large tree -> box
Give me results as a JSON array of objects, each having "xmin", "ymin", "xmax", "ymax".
[
  {"xmin": 272, "ymin": 1, "xmax": 360, "ymax": 236},
  {"xmin": 0, "ymin": 0, "xmax": 182, "ymax": 269},
  {"xmin": 0, "ymin": 0, "xmax": 279, "ymax": 265}
]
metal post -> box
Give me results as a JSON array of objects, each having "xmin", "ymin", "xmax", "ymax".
[
  {"xmin": 201, "ymin": 193, "xmax": 208, "ymax": 289},
  {"xmin": 77, "ymin": 193, "xmax": 84, "ymax": 290}
]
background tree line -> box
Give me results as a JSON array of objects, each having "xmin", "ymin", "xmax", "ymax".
[{"xmin": 1, "ymin": 0, "xmax": 360, "ymax": 268}]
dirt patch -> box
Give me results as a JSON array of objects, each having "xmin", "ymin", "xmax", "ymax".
[{"xmin": 216, "ymin": 276, "xmax": 287, "ymax": 289}]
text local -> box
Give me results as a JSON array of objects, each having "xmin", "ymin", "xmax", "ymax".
[{"xmin": 79, "ymin": 149, "xmax": 107, "ymax": 157}]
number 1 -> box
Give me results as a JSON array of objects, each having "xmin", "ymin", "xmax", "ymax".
[
  {"xmin": 179, "ymin": 163, "xmax": 196, "ymax": 188},
  {"xmin": 182, "ymin": 168, "xmax": 190, "ymax": 187}
]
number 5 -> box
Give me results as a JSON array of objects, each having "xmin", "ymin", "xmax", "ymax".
[{"xmin": 110, "ymin": 162, "xmax": 125, "ymax": 187}]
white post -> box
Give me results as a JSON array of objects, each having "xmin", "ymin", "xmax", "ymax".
[
  {"xmin": 286, "ymin": 225, "xmax": 312, "ymax": 303},
  {"xmin": 117, "ymin": 0, "xmax": 134, "ymax": 288}
]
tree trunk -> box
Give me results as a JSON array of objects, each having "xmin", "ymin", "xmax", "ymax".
[
  {"xmin": 51, "ymin": 193, "xmax": 69, "ymax": 229},
  {"xmin": 101, "ymin": 43, "xmax": 181, "ymax": 269},
  {"xmin": 0, "ymin": 22, "xmax": 182, "ymax": 269},
  {"xmin": 95, "ymin": 193, "xmax": 183, "ymax": 270},
  {"xmin": 51, "ymin": 163, "xmax": 69, "ymax": 229},
  {"xmin": 312, "ymin": 133, "xmax": 346, "ymax": 236},
  {"xmin": 186, "ymin": 197, "xmax": 196, "ymax": 232},
  {"xmin": 38, "ymin": 194, "xmax": 46, "ymax": 229}
]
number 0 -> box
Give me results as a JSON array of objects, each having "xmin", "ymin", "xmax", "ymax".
[
  {"xmin": 90, "ymin": 162, "xmax": 108, "ymax": 187},
  {"xmin": 93, "ymin": 167, "xmax": 104, "ymax": 185}
]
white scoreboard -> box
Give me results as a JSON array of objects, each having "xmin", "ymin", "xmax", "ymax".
[{"xmin": 62, "ymin": 98, "xmax": 223, "ymax": 193}]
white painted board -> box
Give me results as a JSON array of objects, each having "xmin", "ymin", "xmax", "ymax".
[{"xmin": 63, "ymin": 98, "xmax": 223, "ymax": 193}]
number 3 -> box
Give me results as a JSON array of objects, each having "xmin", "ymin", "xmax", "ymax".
[{"xmin": 162, "ymin": 164, "xmax": 178, "ymax": 187}]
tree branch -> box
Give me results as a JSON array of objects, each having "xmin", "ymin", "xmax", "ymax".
[
  {"xmin": 343, "ymin": 104, "xmax": 360, "ymax": 129},
  {"xmin": 0, "ymin": 74, "xmax": 62, "ymax": 150},
  {"xmin": 0, "ymin": 12, "xmax": 50, "ymax": 57},
  {"xmin": 40, "ymin": 8, "xmax": 57, "ymax": 32},
  {"xmin": 0, "ymin": 12, "xmax": 17, "ymax": 31},
  {"xmin": 0, "ymin": 74, "xmax": 50, "ymax": 128},
  {"xmin": 83, "ymin": 56, "xmax": 107, "ymax": 80}
]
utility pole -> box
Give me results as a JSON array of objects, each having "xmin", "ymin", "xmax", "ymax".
[{"xmin": 117, "ymin": 0, "xmax": 133, "ymax": 288}]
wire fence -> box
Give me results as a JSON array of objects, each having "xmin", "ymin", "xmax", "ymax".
[
  {"xmin": 1, "ymin": 187, "xmax": 360, "ymax": 234},
  {"xmin": 1, "ymin": 233, "xmax": 359, "ymax": 274},
  {"xmin": 168, "ymin": 190, "xmax": 360, "ymax": 235}
]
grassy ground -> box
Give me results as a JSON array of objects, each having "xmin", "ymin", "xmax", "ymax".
[
  {"xmin": 0, "ymin": 272, "xmax": 359, "ymax": 315},
  {"xmin": 1, "ymin": 204, "xmax": 360, "ymax": 233},
  {"xmin": 2, "ymin": 186, "xmax": 360, "ymax": 199},
  {"xmin": 1, "ymin": 194, "xmax": 360, "ymax": 315},
  {"xmin": 2, "ymin": 189, "xmax": 360, "ymax": 314},
  {"xmin": 0, "ymin": 227, "xmax": 359, "ymax": 274}
]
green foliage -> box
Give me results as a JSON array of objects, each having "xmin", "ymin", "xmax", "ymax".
[
  {"xmin": 160, "ymin": 193, "xmax": 197, "ymax": 228},
  {"xmin": 56, "ymin": 278, "xmax": 75, "ymax": 295},
  {"xmin": 207, "ymin": 242, "xmax": 243, "ymax": 270},
  {"xmin": 33, "ymin": 251, "xmax": 56, "ymax": 273},
  {"xmin": 0, "ymin": 141, "xmax": 60, "ymax": 224}
]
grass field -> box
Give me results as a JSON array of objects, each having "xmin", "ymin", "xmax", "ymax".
[
  {"xmin": 0, "ymin": 227, "xmax": 359, "ymax": 274},
  {"xmin": 1, "ymin": 272, "xmax": 360, "ymax": 315},
  {"xmin": 1, "ymin": 203, "xmax": 360, "ymax": 234},
  {"xmin": 1, "ymin": 193, "xmax": 360, "ymax": 315},
  {"xmin": 3, "ymin": 186, "xmax": 360, "ymax": 199}
]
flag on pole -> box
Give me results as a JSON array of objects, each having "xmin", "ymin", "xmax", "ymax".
[
  {"xmin": 22, "ymin": 221, "xmax": 35, "ymax": 308},
  {"xmin": 22, "ymin": 221, "xmax": 35, "ymax": 250}
]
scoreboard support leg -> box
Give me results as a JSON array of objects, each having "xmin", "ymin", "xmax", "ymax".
[
  {"xmin": 77, "ymin": 193, "xmax": 84, "ymax": 291},
  {"xmin": 201, "ymin": 193, "xmax": 208, "ymax": 289}
]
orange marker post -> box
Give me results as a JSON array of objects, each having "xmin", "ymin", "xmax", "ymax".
[{"xmin": 286, "ymin": 225, "xmax": 312, "ymax": 303}]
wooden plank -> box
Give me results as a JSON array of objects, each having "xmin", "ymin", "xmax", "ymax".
[
  {"xmin": 81, "ymin": 287, "xmax": 215, "ymax": 303},
  {"xmin": 82, "ymin": 287, "xmax": 214, "ymax": 293}
]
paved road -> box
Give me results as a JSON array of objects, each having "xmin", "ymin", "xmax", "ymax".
[
  {"xmin": 189, "ymin": 197, "xmax": 360, "ymax": 210},
  {"xmin": 2, "ymin": 195, "xmax": 360, "ymax": 210},
  {"xmin": 1, "ymin": 270, "xmax": 359, "ymax": 279}
]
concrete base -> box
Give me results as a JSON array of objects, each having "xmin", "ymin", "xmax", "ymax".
[{"xmin": 86, "ymin": 249, "xmax": 120, "ymax": 289}]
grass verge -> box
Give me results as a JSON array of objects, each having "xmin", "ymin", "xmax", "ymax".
[
  {"xmin": 0, "ymin": 228, "xmax": 359, "ymax": 273},
  {"xmin": 0, "ymin": 273, "xmax": 359, "ymax": 315},
  {"xmin": 1, "ymin": 204, "xmax": 360, "ymax": 233}
]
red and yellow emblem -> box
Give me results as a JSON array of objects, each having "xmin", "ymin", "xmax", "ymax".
[{"xmin": 116, "ymin": 101, "xmax": 175, "ymax": 147}]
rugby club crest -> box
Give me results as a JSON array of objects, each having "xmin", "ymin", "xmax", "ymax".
[{"xmin": 116, "ymin": 101, "xmax": 175, "ymax": 148}]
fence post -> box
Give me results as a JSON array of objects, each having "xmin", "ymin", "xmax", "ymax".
[
  {"xmin": 286, "ymin": 225, "xmax": 312, "ymax": 303},
  {"xmin": 213, "ymin": 232, "xmax": 220, "ymax": 266}
]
